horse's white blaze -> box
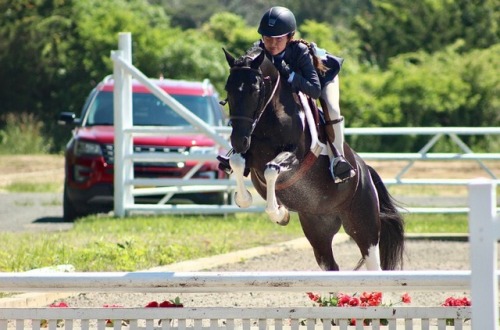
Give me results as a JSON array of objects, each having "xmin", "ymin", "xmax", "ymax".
[
  {"xmin": 365, "ymin": 244, "xmax": 382, "ymax": 271},
  {"xmin": 230, "ymin": 153, "xmax": 252, "ymax": 208},
  {"xmin": 264, "ymin": 167, "xmax": 288, "ymax": 224}
]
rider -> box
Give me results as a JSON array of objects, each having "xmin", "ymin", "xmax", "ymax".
[
  {"xmin": 256, "ymin": 6, "xmax": 355, "ymax": 183},
  {"xmin": 219, "ymin": 6, "xmax": 355, "ymax": 183}
]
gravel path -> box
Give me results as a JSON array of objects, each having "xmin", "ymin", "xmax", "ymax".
[
  {"xmin": 57, "ymin": 236, "xmax": 499, "ymax": 309},
  {"xmin": 0, "ymin": 192, "xmax": 69, "ymax": 232}
]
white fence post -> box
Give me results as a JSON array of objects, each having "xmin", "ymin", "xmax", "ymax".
[
  {"xmin": 113, "ymin": 32, "xmax": 134, "ymax": 218},
  {"xmin": 469, "ymin": 179, "xmax": 499, "ymax": 329}
]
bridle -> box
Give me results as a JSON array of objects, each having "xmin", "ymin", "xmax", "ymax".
[{"xmin": 227, "ymin": 66, "xmax": 281, "ymax": 135}]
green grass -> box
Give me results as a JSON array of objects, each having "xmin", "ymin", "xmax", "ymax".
[
  {"xmin": 0, "ymin": 212, "xmax": 469, "ymax": 272},
  {"xmin": 6, "ymin": 181, "xmax": 61, "ymax": 193},
  {"xmin": 404, "ymin": 213, "xmax": 468, "ymax": 233}
]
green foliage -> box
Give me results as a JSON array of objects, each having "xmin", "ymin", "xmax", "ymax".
[
  {"xmin": 353, "ymin": 0, "xmax": 499, "ymax": 67},
  {"xmin": 161, "ymin": 29, "xmax": 229, "ymax": 93},
  {"xmin": 0, "ymin": 113, "xmax": 51, "ymax": 154},
  {"xmin": 202, "ymin": 12, "xmax": 260, "ymax": 57},
  {"xmin": 71, "ymin": 0, "xmax": 172, "ymax": 81},
  {"xmin": 299, "ymin": 20, "xmax": 362, "ymax": 61},
  {"xmin": 344, "ymin": 43, "xmax": 499, "ymax": 152}
]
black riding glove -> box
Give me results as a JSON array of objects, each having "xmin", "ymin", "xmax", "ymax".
[{"xmin": 275, "ymin": 60, "xmax": 291, "ymax": 80}]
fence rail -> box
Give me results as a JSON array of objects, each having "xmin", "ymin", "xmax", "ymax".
[{"xmin": 1, "ymin": 270, "xmax": 497, "ymax": 293}]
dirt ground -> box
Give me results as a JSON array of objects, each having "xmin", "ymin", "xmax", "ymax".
[{"xmin": 0, "ymin": 155, "xmax": 64, "ymax": 191}]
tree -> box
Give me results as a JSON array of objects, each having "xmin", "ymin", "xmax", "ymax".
[
  {"xmin": 160, "ymin": 29, "xmax": 228, "ymax": 93},
  {"xmin": 352, "ymin": 0, "xmax": 499, "ymax": 67},
  {"xmin": 202, "ymin": 12, "xmax": 259, "ymax": 56},
  {"xmin": 298, "ymin": 19, "xmax": 362, "ymax": 63}
]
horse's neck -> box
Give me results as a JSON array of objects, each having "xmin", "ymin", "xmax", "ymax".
[{"xmin": 254, "ymin": 91, "xmax": 310, "ymax": 155}]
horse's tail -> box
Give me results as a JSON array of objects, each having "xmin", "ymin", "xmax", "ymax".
[{"xmin": 368, "ymin": 166, "xmax": 405, "ymax": 270}]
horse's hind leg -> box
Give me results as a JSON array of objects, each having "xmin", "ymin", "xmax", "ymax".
[
  {"xmin": 344, "ymin": 209, "xmax": 382, "ymax": 271},
  {"xmin": 299, "ymin": 213, "xmax": 341, "ymax": 271},
  {"xmin": 343, "ymin": 194, "xmax": 383, "ymax": 271}
]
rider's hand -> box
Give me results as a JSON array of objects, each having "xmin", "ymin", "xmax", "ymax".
[{"xmin": 275, "ymin": 60, "xmax": 291, "ymax": 80}]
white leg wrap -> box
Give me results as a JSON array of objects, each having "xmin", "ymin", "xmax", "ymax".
[
  {"xmin": 264, "ymin": 167, "xmax": 289, "ymax": 225},
  {"xmin": 365, "ymin": 244, "xmax": 382, "ymax": 271},
  {"xmin": 229, "ymin": 153, "xmax": 252, "ymax": 208}
]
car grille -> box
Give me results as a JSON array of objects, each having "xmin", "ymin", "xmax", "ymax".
[{"xmin": 101, "ymin": 144, "xmax": 187, "ymax": 166}]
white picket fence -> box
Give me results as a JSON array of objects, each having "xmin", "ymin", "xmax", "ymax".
[{"xmin": 0, "ymin": 179, "xmax": 498, "ymax": 329}]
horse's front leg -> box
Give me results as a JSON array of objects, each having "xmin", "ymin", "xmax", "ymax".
[
  {"xmin": 229, "ymin": 153, "xmax": 252, "ymax": 208},
  {"xmin": 264, "ymin": 152, "xmax": 297, "ymax": 226}
]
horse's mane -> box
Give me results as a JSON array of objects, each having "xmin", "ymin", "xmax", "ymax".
[{"xmin": 234, "ymin": 46, "xmax": 265, "ymax": 67}]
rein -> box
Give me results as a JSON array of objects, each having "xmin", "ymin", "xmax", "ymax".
[{"xmin": 228, "ymin": 66, "xmax": 281, "ymax": 134}]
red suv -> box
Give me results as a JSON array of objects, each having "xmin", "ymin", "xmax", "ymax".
[{"xmin": 58, "ymin": 76, "xmax": 228, "ymax": 221}]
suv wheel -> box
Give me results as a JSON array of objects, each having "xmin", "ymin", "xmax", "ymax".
[{"xmin": 63, "ymin": 185, "xmax": 83, "ymax": 222}]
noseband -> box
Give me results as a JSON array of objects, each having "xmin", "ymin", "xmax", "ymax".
[{"xmin": 228, "ymin": 66, "xmax": 281, "ymax": 133}]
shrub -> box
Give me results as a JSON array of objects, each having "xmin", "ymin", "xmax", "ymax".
[{"xmin": 0, "ymin": 113, "xmax": 51, "ymax": 154}]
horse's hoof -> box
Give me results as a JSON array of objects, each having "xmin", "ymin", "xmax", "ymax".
[
  {"xmin": 266, "ymin": 205, "xmax": 290, "ymax": 226},
  {"xmin": 234, "ymin": 191, "xmax": 252, "ymax": 208},
  {"xmin": 276, "ymin": 207, "xmax": 290, "ymax": 226}
]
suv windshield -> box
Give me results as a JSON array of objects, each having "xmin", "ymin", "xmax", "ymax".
[{"xmin": 86, "ymin": 91, "xmax": 216, "ymax": 126}]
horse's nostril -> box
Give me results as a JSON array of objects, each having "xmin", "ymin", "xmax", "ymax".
[
  {"xmin": 231, "ymin": 135, "xmax": 251, "ymax": 154},
  {"xmin": 243, "ymin": 137, "xmax": 251, "ymax": 150}
]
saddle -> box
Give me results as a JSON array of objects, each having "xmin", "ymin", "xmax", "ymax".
[{"xmin": 302, "ymin": 95, "xmax": 342, "ymax": 159}]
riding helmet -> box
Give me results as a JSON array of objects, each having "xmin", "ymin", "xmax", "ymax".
[{"xmin": 258, "ymin": 6, "xmax": 296, "ymax": 37}]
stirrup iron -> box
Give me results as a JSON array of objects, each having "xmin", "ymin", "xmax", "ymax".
[{"xmin": 330, "ymin": 156, "xmax": 355, "ymax": 184}]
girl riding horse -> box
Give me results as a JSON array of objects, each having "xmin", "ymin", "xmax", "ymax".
[{"xmin": 220, "ymin": 6, "xmax": 355, "ymax": 183}]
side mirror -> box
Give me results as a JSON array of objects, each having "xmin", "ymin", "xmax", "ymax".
[{"xmin": 57, "ymin": 112, "xmax": 77, "ymax": 126}]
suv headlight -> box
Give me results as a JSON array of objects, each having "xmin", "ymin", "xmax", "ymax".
[{"xmin": 74, "ymin": 140, "xmax": 102, "ymax": 156}]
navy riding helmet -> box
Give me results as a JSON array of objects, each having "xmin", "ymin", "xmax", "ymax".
[{"xmin": 258, "ymin": 6, "xmax": 296, "ymax": 37}]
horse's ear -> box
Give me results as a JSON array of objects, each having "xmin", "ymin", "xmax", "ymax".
[
  {"xmin": 251, "ymin": 48, "xmax": 265, "ymax": 70},
  {"xmin": 223, "ymin": 48, "xmax": 235, "ymax": 67}
]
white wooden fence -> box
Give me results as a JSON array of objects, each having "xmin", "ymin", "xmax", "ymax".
[
  {"xmin": 109, "ymin": 32, "xmax": 499, "ymax": 217},
  {"xmin": 0, "ymin": 179, "xmax": 498, "ymax": 329}
]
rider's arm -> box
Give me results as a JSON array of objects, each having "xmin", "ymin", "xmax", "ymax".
[{"xmin": 287, "ymin": 43, "xmax": 322, "ymax": 99}]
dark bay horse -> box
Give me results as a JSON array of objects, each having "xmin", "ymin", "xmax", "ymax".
[{"xmin": 223, "ymin": 46, "xmax": 404, "ymax": 271}]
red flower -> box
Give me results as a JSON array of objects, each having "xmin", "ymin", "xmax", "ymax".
[
  {"xmin": 401, "ymin": 293, "xmax": 411, "ymax": 304},
  {"xmin": 159, "ymin": 300, "xmax": 174, "ymax": 307},
  {"xmin": 306, "ymin": 292, "xmax": 320, "ymax": 302},
  {"xmin": 337, "ymin": 293, "xmax": 351, "ymax": 307},
  {"xmin": 348, "ymin": 297, "xmax": 360, "ymax": 306},
  {"xmin": 146, "ymin": 299, "xmax": 183, "ymax": 308},
  {"xmin": 145, "ymin": 301, "xmax": 159, "ymax": 307},
  {"xmin": 49, "ymin": 302, "xmax": 69, "ymax": 308},
  {"xmin": 442, "ymin": 296, "xmax": 471, "ymax": 307},
  {"xmin": 360, "ymin": 291, "xmax": 382, "ymax": 306}
]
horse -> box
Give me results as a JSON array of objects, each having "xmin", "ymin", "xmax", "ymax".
[{"xmin": 222, "ymin": 46, "xmax": 404, "ymax": 271}]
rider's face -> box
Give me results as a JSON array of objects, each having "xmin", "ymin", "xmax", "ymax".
[{"xmin": 262, "ymin": 35, "xmax": 289, "ymax": 56}]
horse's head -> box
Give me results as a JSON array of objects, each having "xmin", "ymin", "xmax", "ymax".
[{"xmin": 223, "ymin": 47, "xmax": 276, "ymax": 154}]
